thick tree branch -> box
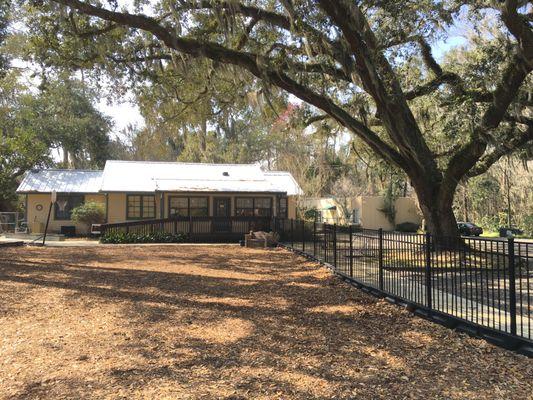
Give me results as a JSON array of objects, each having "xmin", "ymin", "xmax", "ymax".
[
  {"xmin": 317, "ymin": 0, "xmax": 438, "ymax": 178},
  {"xmin": 176, "ymin": 1, "xmax": 292, "ymax": 31},
  {"xmin": 405, "ymin": 72, "xmax": 462, "ymax": 100},
  {"xmin": 50, "ymin": 0, "xmax": 407, "ymax": 169},
  {"xmin": 68, "ymin": 11, "xmax": 118, "ymax": 37},
  {"xmin": 177, "ymin": 0, "xmax": 356, "ymax": 76},
  {"xmin": 304, "ymin": 114, "xmax": 330, "ymax": 126},
  {"xmin": 467, "ymin": 125, "xmax": 533, "ymax": 177},
  {"xmin": 444, "ymin": 48, "xmax": 532, "ymax": 187},
  {"xmin": 501, "ymin": 0, "xmax": 533, "ymax": 67},
  {"xmin": 417, "ymin": 37, "xmax": 443, "ymax": 76}
]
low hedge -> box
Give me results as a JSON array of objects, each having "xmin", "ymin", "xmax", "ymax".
[
  {"xmin": 100, "ymin": 231, "xmax": 187, "ymax": 244},
  {"xmin": 395, "ymin": 222, "xmax": 420, "ymax": 233}
]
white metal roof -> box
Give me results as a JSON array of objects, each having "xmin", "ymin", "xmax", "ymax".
[
  {"xmin": 101, "ymin": 160, "xmax": 302, "ymax": 194},
  {"xmin": 264, "ymin": 171, "xmax": 304, "ymax": 196},
  {"xmin": 17, "ymin": 161, "xmax": 303, "ymax": 195},
  {"xmin": 16, "ymin": 169, "xmax": 103, "ymax": 193}
]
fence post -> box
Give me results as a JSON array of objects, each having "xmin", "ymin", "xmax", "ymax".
[
  {"xmin": 349, "ymin": 225, "xmax": 353, "ymax": 277},
  {"xmin": 302, "ymin": 220, "xmax": 305, "ymax": 253},
  {"xmin": 378, "ymin": 228, "xmax": 383, "ymax": 290},
  {"xmin": 291, "ymin": 218, "xmax": 294, "ymax": 248},
  {"xmin": 425, "ymin": 232, "xmax": 432, "ymax": 311},
  {"xmin": 333, "ymin": 223, "xmax": 337, "ymax": 269},
  {"xmin": 313, "ymin": 221, "xmax": 317, "ymax": 257},
  {"xmin": 508, "ymin": 237, "xmax": 517, "ymax": 336},
  {"xmin": 324, "ymin": 224, "xmax": 328, "ymax": 263},
  {"xmin": 189, "ymin": 216, "xmax": 193, "ymax": 237}
]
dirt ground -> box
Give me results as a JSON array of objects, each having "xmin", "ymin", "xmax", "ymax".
[{"xmin": 0, "ymin": 245, "xmax": 532, "ymax": 400}]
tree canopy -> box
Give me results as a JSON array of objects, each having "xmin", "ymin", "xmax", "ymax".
[
  {"xmin": 10, "ymin": 0, "xmax": 533, "ymax": 235},
  {"xmin": 0, "ymin": 68, "xmax": 114, "ymax": 209}
]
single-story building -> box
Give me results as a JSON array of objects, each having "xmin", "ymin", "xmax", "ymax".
[
  {"xmin": 301, "ymin": 196, "xmax": 422, "ymax": 230},
  {"xmin": 17, "ymin": 160, "xmax": 302, "ymax": 235}
]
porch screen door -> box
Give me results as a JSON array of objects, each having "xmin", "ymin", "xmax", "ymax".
[{"xmin": 213, "ymin": 198, "xmax": 231, "ymax": 232}]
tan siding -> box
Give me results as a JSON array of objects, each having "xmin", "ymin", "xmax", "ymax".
[
  {"xmin": 26, "ymin": 193, "xmax": 105, "ymax": 234},
  {"xmin": 360, "ymin": 196, "xmax": 394, "ymax": 230},
  {"xmin": 27, "ymin": 191, "xmax": 294, "ymax": 235},
  {"xmin": 300, "ymin": 196, "xmax": 421, "ymax": 229},
  {"xmin": 287, "ymin": 196, "xmax": 297, "ymax": 219},
  {"xmin": 394, "ymin": 197, "xmax": 422, "ymax": 226},
  {"xmin": 360, "ymin": 196, "xmax": 422, "ymax": 230},
  {"xmin": 107, "ymin": 193, "xmax": 126, "ymax": 223}
]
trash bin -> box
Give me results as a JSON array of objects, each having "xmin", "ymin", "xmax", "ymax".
[
  {"xmin": 60, "ymin": 226, "xmax": 76, "ymax": 237},
  {"xmin": 499, "ymin": 227, "xmax": 512, "ymax": 237}
]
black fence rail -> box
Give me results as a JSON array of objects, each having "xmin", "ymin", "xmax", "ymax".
[
  {"xmin": 277, "ymin": 219, "xmax": 533, "ymax": 351},
  {"xmin": 100, "ymin": 216, "xmax": 274, "ymax": 242}
]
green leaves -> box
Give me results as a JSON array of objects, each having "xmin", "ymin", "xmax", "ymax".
[
  {"xmin": 100, "ymin": 231, "xmax": 187, "ymax": 244},
  {"xmin": 70, "ymin": 201, "xmax": 106, "ymax": 226}
]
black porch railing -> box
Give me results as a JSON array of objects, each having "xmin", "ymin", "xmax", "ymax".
[
  {"xmin": 277, "ymin": 219, "xmax": 533, "ymax": 352},
  {"xmin": 100, "ymin": 216, "xmax": 274, "ymax": 242}
]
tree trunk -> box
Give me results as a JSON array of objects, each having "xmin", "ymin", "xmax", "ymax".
[{"xmin": 412, "ymin": 179, "xmax": 460, "ymax": 239}]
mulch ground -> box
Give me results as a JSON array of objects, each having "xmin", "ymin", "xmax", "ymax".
[{"xmin": 0, "ymin": 245, "xmax": 532, "ymax": 399}]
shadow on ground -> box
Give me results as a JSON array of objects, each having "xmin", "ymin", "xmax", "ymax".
[{"xmin": 0, "ymin": 245, "xmax": 531, "ymax": 399}]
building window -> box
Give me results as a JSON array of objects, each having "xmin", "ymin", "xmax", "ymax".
[
  {"xmin": 190, "ymin": 197, "xmax": 209, "ymax": 216},
  {"xmin": 352, "ymin": 208, "xmax": 360, "ymax": 224},
  {"xmin": 278, "ymin": 197, "xmax": 288, "ymax": 218},
  {"xmin": 127, "ymin": 195, "xmax": 155, "ymax": 220},
  {"xmin": 168, "ymin": 196, "xmax": 209, "ymax": 217},
  {"xmin": 54, "ymin": 194, "xmax": 84, "ymax": 220},
  {"xmin": 235, "ymin": 197, "xmax": 272, "ymax": 217}
]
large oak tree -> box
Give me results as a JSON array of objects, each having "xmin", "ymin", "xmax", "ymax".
[{"xmin": 29, "ymin": 0, "xmax": 533, "ymax": 236}]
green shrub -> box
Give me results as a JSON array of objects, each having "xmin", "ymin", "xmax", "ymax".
[
  {"xmin": 71, "ymin": 201, "xmax": 106, "ymax": 228},
  {"xmin": 100, "ymin": 231, "xmax": 187, "ymax": 244},
  {"xmin": 478, "ymin": 212, "xmax": 508, "ymax": 232},
  {"xmin": 395, "ymin": 222, "xmax": 420, "ymax": 232},
  {"xmin": 303, "ymin": 207, "xmax": 320, "ymax": 221},
  {"xmin": 521, "ymin": 214, "xmax": 533, "ymax": 237}
]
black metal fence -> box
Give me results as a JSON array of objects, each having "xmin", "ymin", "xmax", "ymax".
[{"xmin": 276, "ymin": 219, "xmax": 533, "ymax": 348}]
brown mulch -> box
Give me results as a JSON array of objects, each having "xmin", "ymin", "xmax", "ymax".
[{"xmin": 0, "ymin": 245, "xmax": 531, "ymax": 400}]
